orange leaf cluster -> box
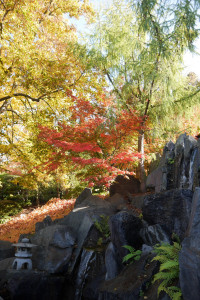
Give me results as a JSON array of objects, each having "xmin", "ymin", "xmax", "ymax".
[
  {"xmin": 0, "ymin": 198, "xmax": 75, "ymax": 243},
  {"xmin": 38, "ymin": 94, "xmax": 146, "ymax": 187}
]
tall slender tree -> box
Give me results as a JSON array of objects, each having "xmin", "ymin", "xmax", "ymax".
[{"xmin": 88, "ymin": 0, "xmax": 200, "ymax": 190}]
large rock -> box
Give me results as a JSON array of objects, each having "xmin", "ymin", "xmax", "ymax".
[
  {"xmin": 0, "ymin": 270, "xmax": 68, "ymax": 300},
  {"xmin": 142, "ymin": 189, "xmax": 193, "ymax": 240},
  {"xmin": 140, "ymin": 224, "xmax": 171, "ymax": 246},
  {"xmin": 109, "ymin": 211, "xmax": 143, "ymax": 265},
  {"xmin": 0, "ymin": 240, "xmax": 14, "ymax": 261},
  {"xmin": 0, "ymin": 257, "xmax": 14, "ymax": 271},
  {"xmin": 75, "ymin": 249, "xmax": 106, "ymax": 300},
  {"xmin": 128, "ymin": 193, "xmax": 146, "ymax": 209},
  {"xmin": 109, "ymin": 175, "xmax": 140, "ymax": 197},
  {"xmin": 105, "ymin": 242, "xmax": 122, "ymax": 280},
  {"xmin": 30, "ymin": 195, "xmax": 115, "ymax": 275},
  {"xmin": 174, "ymin": 134, "xmax": 199, "ymax": 190},
  {"xmin": 105, "ymin": 193, "xmax": 127, "ymax": 211},
  {"xmin": 35, "ymin": 215, "xmax": 53, "ymax": 232},
  {"xmin": 146, "ymin": 140, "xmax": 175, "ymax": 192},
  {"xmin": 31, "ymin": 224, "xmax": 76, "ymax": 273},
  {"xmin": 74, "ymin": 188, "xmax": 92, "ymax": 208},
  {"xmin": 99, "ymin": 253, "xmax": 158, "ymax": 300},
  {"xmin": 179, "ymin": 188, "xmax": 200, "ymax": 300},
  {"xmin": 56, "ymin": 197, "xmax": 115, "ymax": 275},
  {"xmin": 146, "ymin": 134, "xmax": 200, "ymax": 192}
]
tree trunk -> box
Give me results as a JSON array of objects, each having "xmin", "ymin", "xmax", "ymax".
[
  {"xmin": 138, "ymin": 130, "xmax": 146, "ymax": 192},
  {"xmin": 36, "ymin": 187, "xmax": 39, "ymax": 206}
]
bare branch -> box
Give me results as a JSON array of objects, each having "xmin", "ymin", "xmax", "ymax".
[{"xmin": 0, "ymin": 89, "xmax": 62, "ymax": 103}]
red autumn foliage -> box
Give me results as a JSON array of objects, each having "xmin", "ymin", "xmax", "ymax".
[
  {"xmin": 0, "ymin": 198, "xmax": 75, "ymax": 242},
  {"xmin": 38, "ymin": 95, "xmax": 147, "ymax": 187}
]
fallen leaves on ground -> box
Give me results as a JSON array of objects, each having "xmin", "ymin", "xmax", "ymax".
[{"xmin": 0, "ymin": 198, "xmax": 75, "ymax": 242}]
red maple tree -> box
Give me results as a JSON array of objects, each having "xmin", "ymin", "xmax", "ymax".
[{"xmin": 38, "ymin": 93, "xmax": 146, "ymax": 188}]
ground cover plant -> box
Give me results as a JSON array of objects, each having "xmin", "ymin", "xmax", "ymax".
[{"xmin": 0, "ymin": 198, "xmax": 75, "ymax": 242}]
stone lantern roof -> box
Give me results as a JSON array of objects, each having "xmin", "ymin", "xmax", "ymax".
[{"xmin": 12, "ymin": 238, "xmax": 36, "ymax": 249}]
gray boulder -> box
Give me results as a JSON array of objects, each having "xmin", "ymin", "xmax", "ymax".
[
  {"xmin": 75, "ymin": 249, "xmax": 105, "ymax": 300},
  {"xmin": 142, "ymin": 189, "xmax": 193, "ymax": 240},
  {"xmin": 140, "ymin": 224, "xmax": 171, "ymax": 246},
  {"xmin": 109, "ymin": 211, "xmax": 143, "ymax": 264},
  {"xmin": 0, "ymin": 270, "xmax": 68, "ymax": 300},
  {"xmin": 31, "ymin": 225, "xmax": 76, "ymax": 273},
  {"xmin": 74, "ymin": 188, "xmax": 92, "ymax": 208},
  {"xmin": 179, "ymin": 187, "xmax": 200, "ymax": 300},
  {"xmin": 35, "ymin": 215, "xmax": 53, "ymax": 232},
  {"xmin": 127, "ymin": 193, "xmax": 145, "ymax": 209},
  {"xmin": 0, "ymin": 241, "xmax": 14, "ymax": 261},
  {"xmin": 105, "ymin": 242, "xmax": 122, "ymax": 280},
  {"xmin": 146, "ymin": 140, "xmax": 175, "ymax": 192},
  {"xmin": 0, "ymin": 257, "xmax": 14, "ymax": 271},
  {"xmin": 109, "ymin": 175, "xmax": 141, "ymax": 197},
  {"xmin": 99, "ymin": 253, "xmax": 158, "ymax": 300},
  {"xmin": 105, "ymin": 193, "xmax": 127, "ymax": 211},
  {"xmin": 146, "ymin": 134, "xmax": 200, "ymax": 192},
  {"xmin": 56, "ymin": 198, "xmax": 115, "ymax": 274},
  {"xmin": 174, "ymin": 134, "xmax": 199, "ymax": 190},
  {"xmin": 29, "ymin": 195, "xmax": 115, "ymax": 275}
]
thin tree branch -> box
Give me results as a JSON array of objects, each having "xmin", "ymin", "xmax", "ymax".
[{"xmin": 0, "ymin": 89, "xmax": 62, "ymax": 103}]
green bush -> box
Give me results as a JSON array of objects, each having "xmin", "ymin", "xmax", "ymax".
[
  {"xmin": 0, "ymin": 173, "xmax": 24, "ymax": 202},
  {"xmin": 0, "ymin": 199, "xmax": 23, "ymax": 224}
]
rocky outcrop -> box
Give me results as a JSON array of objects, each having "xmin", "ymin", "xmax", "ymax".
[
  {"xmin": 0, "ymin": 270, "xmax": 68, "ymax": 300},
  {"xmin": 146, "ymin": 134, "xmax": 200, "ymax": 192},
  {"xmin": 99, "ymin": 253, "xmax": 158, "ymax": 300},
  {"xmin": 31, "ymin": 224, "xmax": 76, "ymax": 273},
  {"xmin": 0, "ymin": 241, "xmax": 14, "ymax": 261},
  {"xmin": 109, "ymin": 175, "xmax": 141, "ymax": 197},
  {"xmin": 146, "ymin": 140, "xmax": 175, "ymax": 192},
  {"xmin": 2, "ymin": 134, "xmax": 200, "ymax": 299},
  {"xmin": 140, "ymin": 224, "xmax": 171, "ymax": 246},
  {"xmin": 109, "ymin": 211, "xmax": 143, "ymax": 263},
  {"xmin": 142, "ymin": 189, "xmax": 193, "ymax": 240},
  {"xmin": 35, "ymin": 215, "xmax": 53, "ymax": 232},
  {"xmin": 179, "ymin": 187, "xmax": 200, "ymax": 300},
  {"xmin": 74, "ymin": 187, "xmax": 92, "ymax": 208}
]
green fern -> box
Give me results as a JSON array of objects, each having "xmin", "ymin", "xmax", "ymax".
[
  {"xmin": 152, "ymin": 242, "xmax": 182, "ymax": 300},
  {"xmin": 94, "ymin": 215, "xmax": 110, "ymax": 238},
  {"xmin": 122, "ymin": 245, "xmax": 142, "ymax": 264}
]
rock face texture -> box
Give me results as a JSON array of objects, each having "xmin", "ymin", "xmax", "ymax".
[
  {"xmin": 179, "ymin": 187, "xmax": 200, "ymax": 300},
  {"xmin": 0, "ymin": 241, "xmax": 14, "ymax": 261},
  {"xmin": 0, "ymin": 270, "xmax": 68, "ymax": 300},
  {"xmin": 146, "ymin": 134, "xmax": 200, "ymax": 193},
  {"xmin": 142, "ymin": 189, "xmax": 193, "ymax": 240},
  {"xmin": 140, "ymin": 224, "xmax": 171, "ymax": 246},
  {"xmin": 109, "ymin": 175, "xmax": 141, "ymax": 197},
  {"xmin": 2, "ymin": 133, "xmax": 200, "ymax": 300},
  {"xmin": 99, "ymin": 253, "xmax": 158, "ymax": 300}
]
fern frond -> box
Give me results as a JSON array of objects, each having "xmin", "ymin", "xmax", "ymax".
[
  {"xmin": 152, "ymin": 255, "xmax": 169, "ymax": 263},
  {"xmin": 122, "ymin": 245, "xmax": 136, "ymax": 252},
  {"xmin": 152, "ymin": 241, "xmax": 182, "ymax": 300},
  {"xmin": 159, "ymin": 260, "xmax": 179, "ymax": 272},
  {"xmin": 123, "ymin": 253, "xmax": 135, "ymax": 263},
  {"xmin": 153, "ymin": 270, "xmax": 178, "ymax": 283},
  {"xmin": 165, "ymin": 286, "xmax": 182, "ymax": 300},
  {"xmin": 157, "ymin": 280, "xmax": 169, "ymax": 296},
  {"xmin": 122, "ymin": 245, "xmax": 142, "ymax": 263}
]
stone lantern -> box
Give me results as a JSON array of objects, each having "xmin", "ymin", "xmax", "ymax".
[{"xmin": 12, "ymin": 238, "xmax": 36, "ymax": 270}]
